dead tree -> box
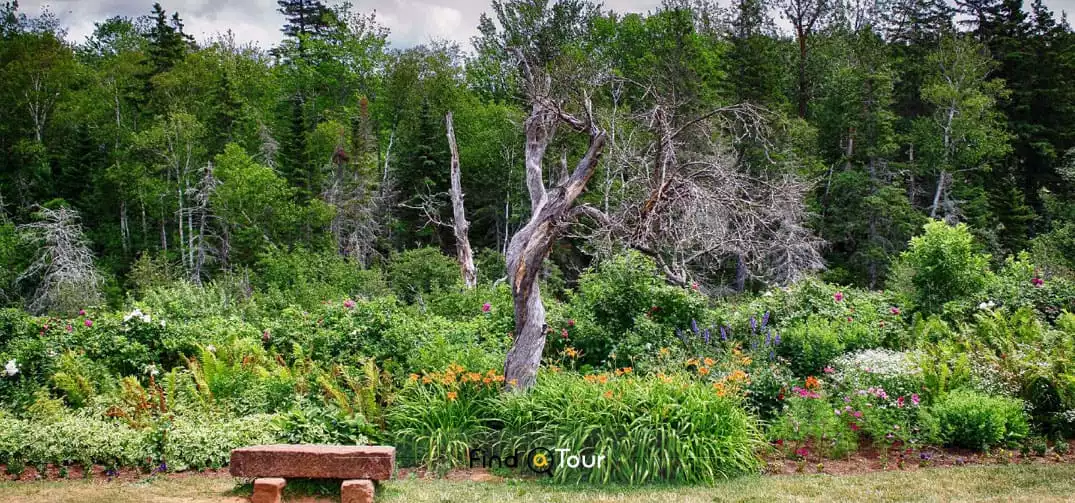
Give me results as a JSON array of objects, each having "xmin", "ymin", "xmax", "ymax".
[
  {"xmin": 503, "ymin": 55, "xmax": 609, "ymax": 391},
  {"xmin": 17, "ymin": 207, "xmax": 103, "ymax": 314},
  {"xmin": 445, "ymin": 112, "xmax": 478, "ymax": 288}
]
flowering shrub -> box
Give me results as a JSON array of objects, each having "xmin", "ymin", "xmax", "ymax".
[{"xmin": 829, "ymin": 349, "xmax": 924, "ymax": 400}]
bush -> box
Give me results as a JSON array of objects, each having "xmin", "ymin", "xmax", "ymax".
[
  {"xmin": 496, "ymin": 371, "xmax": 761, "ymax": 484},
  {"xmin": 775, "ymin": 315, "xmax": 883, "ymax": 376},
  {"xmin": 893, "ymin": 221, "xmax": 993, "ymax": 315},
  {"xmin": 924, "ymin": 389, "xmax": 1029, "ymax": 450},
  {"xmin": 254, "ymin": 248, "xmax": 389, "ymax": 309},
  {"xmin": 829, "ymin": 349, "xmax": 924, "ymax": 399},
  {"xmin": 386, "ymin": 248, "xmax": 460, "ymax": 304}
]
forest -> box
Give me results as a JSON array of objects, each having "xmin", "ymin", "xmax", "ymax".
[{"xmin": 1, "ymin": 0, "xmax": 1075, "ymax": 487}]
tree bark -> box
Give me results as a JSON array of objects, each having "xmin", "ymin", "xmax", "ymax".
[
  {"xmin": 504, "ymin": 102, "xmax": 607, "ymax": 390},
  {"xmin": 445, "ymin": 112, "xmax": 477, "ymax": 289}
]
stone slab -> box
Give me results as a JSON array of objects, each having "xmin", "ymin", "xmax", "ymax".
[
  {"xmin": 251, "ymin": 477, "xmax": 286, "ymax": 503},
  {"xmin": 230, "ymin": 445, "xmax": 395, "ymax": 480},
  {"xmin": 341, "ymin": 479, "xmax": 376, "ymax": 503}
]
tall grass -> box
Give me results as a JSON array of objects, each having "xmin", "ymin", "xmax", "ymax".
[{"xmin": 496, "ymin": 371, "xmax": 762, "ymax": 484}]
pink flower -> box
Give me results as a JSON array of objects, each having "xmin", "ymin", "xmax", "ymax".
[
  {"xmin": 481, "ymin": 302, "xmax": 491, "ymax": 313},
  {"xmin": 561, "ymin": 328, "xmax": 569, "ymax": 339},
  {"xmin": 65, "ymin": 325, "xmax": 72, "ymax": 333},
  {"xmin": 850, "ymin": 423, "xmax": 861, "ymax": 431},
  {"xmin": 83, "ymin": 319, "xmax": 93, "ymax": 327},
  {"xmin": 897, "ymin": 396, "xmax": 905, "ymax": 408},
  {"xmin": 853, "ymin": 411, "xmax": 863, "ymax": 418},
  {"xmin": 890, "ymin": 307, "xmax": 901, "ymax": 315},
  {"xmin": 567, "ymin": 319, "xmax": 576, "ymax": 327},
  {"xmin": 847, "ymin": 316, "xmax": 853, "ymax": 323},
  {"xmin": 262, "ymin": 330, "xmax": 271, "ymax": 342},
  {"xmin": 911, "ymin": 393, "xmax": 920, "ymax": 406},
  {"xmin": 823, "ymin": 366, "xmax": 835, "ymax": 374},
  {"xmin": 78, "ymin": 309, "xmax": 86, "ymax": 316},
  {"xmin": 833, "ymin": 291, "xmax": 844, "ymax": 302},
  {"xmin": 795, "ymin": 447, "xmax": 810, "ymax": 458},
  {"xmin": 834, "ymin": 408, "xmax": 842, "ymax": 416},
  {"xmin": 1032, "ymin": 277, "xmax": 1044, "ymax": 288},
  {"xmin": 343, "ymin": 299, "xmax": 355, "ymax": 309}
]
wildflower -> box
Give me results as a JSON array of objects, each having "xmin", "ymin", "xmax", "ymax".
[
  {"xmin": 1032, "ymin": 277, "xmax": 1044, "ymax": 288},
  {"xmin": 206, "ymin": 344, "xmax": 216, "ymax": 353},
  {"xmin": 564, "ymin": 347, "xmax": 579, "ymax": 358},
  {"xmin": 850, "ymin": 423, "xmax": 861, "ymax": 431},
  {"xmin": 84, "ymin": 319, "xmax": 93, "ymax": 327},
  {"xmin": 659, "ymin": 347, "xmax": 670, "ymax": 357},
  {"xmin": 4, "ymin": 359, "xmax": 18, "ymax": 376},
  {"xmin": 834, "ymin": 291, "xmax": 844, "ymax": 302},
  {"xmin": 157, "ymin": 462, "xmax": 168, "ymax": 473},
  {"xmin": 897, "ymin": 396, "xmax": 905, "ymax": 408},
  {"xmin": 978, "ymin": 300, "xmax": 996, "ymax": 310},
  {"xmin": 720, "ymin": 326, "xmax": 728, "ymax": 341},
  {"xmin": 343, "ymin": 299, "xmax": 356, "ymax": 309},
  {"xmin": 847, "ymin": 316, "xmax": 853, "ymax": 323},
  {"xmin": 853, "ymin": 411, "xmax": 863, "ymax": 418},
  {"xmin": 774, "ymin": 333, "xmax": 781, "ymax": 345},
  {"xmin": 65, "ymin": 324, "xmax": 72, "ymax": 333},
  {"xmin": 481, "ymin": 302, "xmax": 491, "ymax": 313},
  {"xmin": 823, "ymin": 366, "xmax": 834, "ymax": 374},
  {"xmin": 561, "ymin": 328, "xmax": 569, "ymax": 339},
  {"xmin": 750, "ymin": 316, "xmax": 757, "ymax": 332},
  {"xmin": 422, "ymin": 376, "xmax": 433, "ymax": 384},
  {"xmin": 804, "ymin": 376, "xmax": 821, "ymax": 390},
  {"xmin": 446, "ymin": 391, "xmax": 458, "ymax": 401},
  {"xmin": 698, "ymin": 366, "xmax": 710, "ymax": 376},
  {"xmin": 262, "ymin": 330, "xmax": 271, "ymax": 342},
  {"xmin": 890, "ymin": 307, "xmax": 901, "ymax": 315},
  {"xmin": 691, "ymin": 319, "xmax": 699, "ymax": 335},
  {"xmin": 795, "ymin": 447, "xmax": 810, "ymax": 459},
  {"xmin": 409, "ymin": 374, "xmax": 419, "ymax": 382},
  {"xmin": 911, "ymin": 393, "xmax": 920, "ymax": 406},
  {"xmin": 704, "ymin": 357, "xmax": 715, "ymax": 366},
  {"xmin": 603, "ymin": 391, "xmax": 614, "ymax": 399},
  {"xmin": 597, "ymin": 375, "xmax": 608, "ymax": 384},
  {"xmin": 145, "ymin": 364, "xmax": 159, "ymax": 377},
  {"xmin": 834, "ymin": 408, "xmax": 842, "ymax": 416},
  {"xmin": 703, "ymin": 328, "xmax": 711, "ymax": 344},
  {"xmin": 78, "ymin": 309, "xmax": 86, "ymax": 316},
  {"xmin": 568, "ymin": 319, "xmax": 575, "ymax": 327}
]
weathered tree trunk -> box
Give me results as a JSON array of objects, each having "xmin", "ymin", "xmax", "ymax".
[
  {"xmin": 504, "ymin": 101, "xmax": 607, "ymax": 391},
  {"xmin": 445, "ymin": 112, "xmax": 477, "ymax": 289}
]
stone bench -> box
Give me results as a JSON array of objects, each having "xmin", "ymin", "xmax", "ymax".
[{"xmin": 230, "ymin": 445, "xmax": 395, "ymax": 503}]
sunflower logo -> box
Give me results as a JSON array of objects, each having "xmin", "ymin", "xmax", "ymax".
[{"xmin": 526, "ymin": 447, "xmax": 554, "ymax": 474}]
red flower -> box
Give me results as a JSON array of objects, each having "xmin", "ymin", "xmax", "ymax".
[
  {"xmin": 1031, "ymin": 277, "xmax": 1044, "ymax": 288},
  {"xmin": 795, "ymin": 447, "xmax": 810, "ymax": 458},
  {"xmin": 567, "ymin": 319, "xmax": 576, "ymax": 327},
  {"xmin": 775, "ymin": 439, "xmax": 785, "ymax": 447}
]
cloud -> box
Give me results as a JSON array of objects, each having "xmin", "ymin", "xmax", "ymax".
[{"xmin": 17, "ymin": 0, "xmax": 1075, "ymax": 50}]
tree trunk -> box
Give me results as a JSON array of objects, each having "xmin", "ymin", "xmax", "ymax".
[
  {"xmin": 445, "ymin": 112, "xmax": 477, "ymax": 289},
  {"xmin": 930, "ymin": 170, "xmax": 947, "ymax": 219},
  {"xmin": 504, "ymin": 102, "xmax": 607, "ymax": 391}
]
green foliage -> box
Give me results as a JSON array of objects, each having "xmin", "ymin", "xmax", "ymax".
[
  {"xmin": 254, "ymin": 247, "xmax": 390, "ymax": 309},
  {"xmin": 894, "ymin": 221, "xmax": 993, "ymax": 314},
  {"xmin": 924, "ymin": 390, "xmax": 1030, "ymax": 450},
  {"xmin": 386, "ymin": 247, "xmax": 460, "ymax": 304},
  {"xmin": 497, "ymin": 371, "xmax": 762, "ymax": 484}
]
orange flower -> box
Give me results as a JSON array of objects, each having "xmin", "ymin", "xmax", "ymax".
[
  {"xmin": 704, "ymin": 357, "xmax": 715, "ymax": 366},
  {"xmin": 713, "ymin": 381, "xmax": 728, "ymax": 397},
  {"xmin": 659, "ymin": 347, "xmax": 671, "ymax": 357},
  {"xmin": 623, "ymin": 367, "xmax": 633, "ymax": 374},
  {"xmin": 597, "ymin": 375, "xmax": 609, "ymax": 384},
  {"xmin": 467, "ymin": 372, "xmax": 482, "ymax": 382},
  {"xmin": 509, "ymin": 379, "xmax": 518, "ymax": 387},
  {"xmin": 493, "ymin": 375, "xmax": 505, "ymax": 383},
  {"xmin": 603, "ymin": 390, "xmax": 614, "ymax": 399},
  {"xmin": 698, "ymin": 366, "xmax": 710, "ymax": 376},
  {"xmin": 421, "ymin": 376, "xmax": 433, "ymax": 384},
  {"xmin": 483, "ymin": 377, "xmax": 493, "ymax": 384},
  {"xmin": 409, "ymin": 373, "xmax": 420, "ymax": 382},
  {"xmin": 804, "ymin": 376, "xmax": 821, "ymax": 391},
  {"xmin": 686, "ymin": 358, "xmax": 699, "ymax": 367},
  {"xmin": 446, "ymin": 391, "xmax": 458, "ymax": 401}
]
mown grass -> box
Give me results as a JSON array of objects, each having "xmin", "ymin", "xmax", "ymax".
[{"xmin": 0, "ymin": 464, "xmax": 1073, "ymax": 502}]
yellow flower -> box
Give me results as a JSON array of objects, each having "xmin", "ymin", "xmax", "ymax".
[
  {"xmin": 509, "ymin": 379, "xmax": 518, "ymax": 387},
  {"xmin": 446, "ymin": 391, "xmax": 458, "ymax": 401},
  {"xmin": 409, "ymin": 373, "xmax": 420, "ymax": 382},
  {"xmin": 659, "ymin": 347, "xmax": 670, "ymax": 357},
  {"xmin": 686, "ymin": 358, "xmax": 699, "ymax": 367}
]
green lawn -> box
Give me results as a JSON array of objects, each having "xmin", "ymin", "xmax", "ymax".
[{"xmin": 1, "ymin": 464, "xmax": 1073, "ymax": 502}]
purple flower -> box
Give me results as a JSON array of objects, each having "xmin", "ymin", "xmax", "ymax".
[
  {"xmin": 774, "ymin": 333, "xmax": 781, "ymax": 345},
  {"xmin": 750, "ymin": 316, "xmax": 757, "ymax": 332},
  {"xmin": 78, "ymin": 309, "xmax": 86, "ymax": 316},
  {"xmin": 1032, "ymin": 277, "xmax": 1044, "ymax": 288},
  {"xmin": 720, "ymin": 326, "xmax": 728, "ymax": 341},
  {"xmin": 761, "ymin": 312, "xmax": 770, "ymax": 328},
  {"xmin": 834, "ymin": 291, "xmax": 844, "ymax": 302},
  {"xmin": 690, "ymin": 319, "xmax": 699, "ymax": 335},
  {"xmin": 83, "ymin": 319, "xmax": 93, "ymax": 327},
  {"xmin": 481, "ymin": 302, "xmax": 491, "ymax": 313},
  {"xmin": 702, "ymin": 328, "xmax": 711, "ymax": 344}
]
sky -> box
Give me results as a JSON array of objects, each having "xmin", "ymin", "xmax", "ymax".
[{"xmin": 17, "ymin": 0, "xmax": 1075, "ymax": 51}]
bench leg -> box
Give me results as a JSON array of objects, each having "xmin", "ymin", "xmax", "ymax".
[
  {"xmin": 341, "ymin": 479, "xmax": 376, "ymax": 503},
  {"xmin": 251, "ymin": 477, "xmax": 286, "ymax": 503}
]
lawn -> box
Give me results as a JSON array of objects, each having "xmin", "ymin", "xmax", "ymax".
[{"xmin": 2, "ymin": 465, "xmax": 1075, "ymax": 503}]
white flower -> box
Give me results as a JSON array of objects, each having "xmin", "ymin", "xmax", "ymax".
[
  {"xmin": 145, "ymin": 364, "xmax": 159, "ymax": 376},
  {"xmin": 4, "ymin": 359, "xmax": 19, "ymax": 376},
  {"xmin": 762, "ymin": 291, "xmax": 774, "ymax": 297},
  {"xmin": 160, "ymin": 319, "xmax": 166, "ymax": 327},
  {"xmin": 206, "ymin": 344, "xmax": 216, "ymax": 353},
  {"xmin": 978, "ymin": 300, "xmax": 997, "ymax": 310},
  {"xmin": 142, "ymin": 314, "xmax": 151, "ymax": 323},
  {"xmin": 124, "ymin": 308, "xmax": 144, "ymax": 322}
]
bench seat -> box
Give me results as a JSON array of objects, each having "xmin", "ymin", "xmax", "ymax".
[{"xmin": 229, "ymin": 444, "xmax": 395, "ymax": 481}]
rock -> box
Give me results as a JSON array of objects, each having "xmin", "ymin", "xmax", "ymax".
[
  {"xmin": 229, "ymin": 445, "xmax": 395, "ymax": 480},
  {"xmin": 341, "ymin": 479, "xmax": 376, "ymax": 503},
  {"xmin": 251, "ymin": 477, "xmax": 286, "ymax": 503}
]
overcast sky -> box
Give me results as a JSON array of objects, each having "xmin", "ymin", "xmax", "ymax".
[{"xmin": 18, "ymin": 0, "xmax": 1075, "ymax": 50}]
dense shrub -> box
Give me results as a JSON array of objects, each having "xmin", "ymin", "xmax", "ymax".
[
  {"xmin": 924, "ymin": 390, "xmax": 1030, "ymax": 449},
  {"xmin": 893, "ymin": 221, "xmax": 993, "ymax": 315},
  {"xmin": 255, "ymin": 248, "xmax": 389, "ymax": 309},
  {"xmin": 386, "ymin": 248, "xmax": 460, "ymax": 303}
]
